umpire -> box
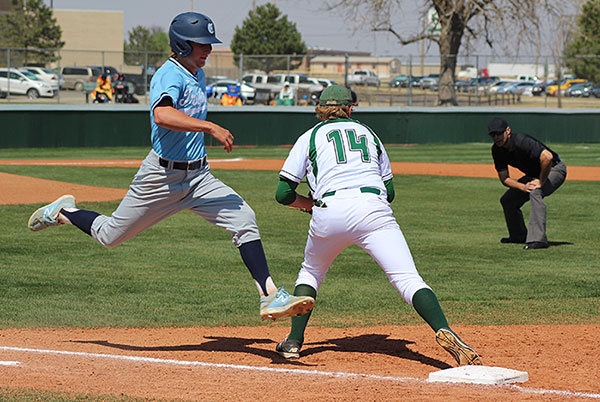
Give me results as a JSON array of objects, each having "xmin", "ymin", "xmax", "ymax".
[{"xmin": 488, "ymin": 117, "xmax": 567, "ymax": 250}]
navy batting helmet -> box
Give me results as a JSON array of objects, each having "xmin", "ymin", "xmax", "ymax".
[{"xmin": 169, "ymin": 12, "xmax": 222, "ymax": 57}]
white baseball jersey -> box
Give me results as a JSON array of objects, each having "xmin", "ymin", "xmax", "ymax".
[
  {"xmin": 280, "ymin": 118, "xmax": 393, "ymax": 200},
  {"xmin": 281, "ymin": 118, "xmax": 430, "ymax": 305}
]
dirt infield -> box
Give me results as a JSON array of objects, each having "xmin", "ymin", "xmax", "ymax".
[
  {"xmin": 0, "ymin": 325, "xmax": 599, "ymax": 401},
  {"xmin": 1, "ymin": 158, "xmax": 599, "ymax": 205},
  {"xmin": 2, "ymin": 159, "xmax": 599, "ymax": 400}
]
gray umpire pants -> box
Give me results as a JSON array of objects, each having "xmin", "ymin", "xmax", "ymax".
[{"xmin": 500, "ymin": 161, "xmax": 567, "ymax": 243}]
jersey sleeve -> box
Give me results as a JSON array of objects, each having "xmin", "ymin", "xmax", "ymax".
[
  {"xmin": 492, "ymin": 146, "xmax": 508, "ymax": 172},
  {"xmin": 378, "ymin": 141, "xmax": 393, "ymax": 181},
  {"xmin": 150, "ymin": 69, "xmax": 182, "ymax": 112},
  {"xmin": 280, "ymin": 131, "xmax": 311, "ymax": 183}
]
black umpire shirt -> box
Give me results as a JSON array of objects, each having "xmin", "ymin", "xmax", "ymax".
[{"xmin": 492, "ymin": 132, "xmax": 561, "ymax": 178}]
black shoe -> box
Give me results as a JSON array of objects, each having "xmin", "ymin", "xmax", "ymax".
[
  {"xmin": 524, "ymin": 241, "xmax": 549, "ymax": 250},
  {"xmin": 501, "ymin": 237, "xmax": 526, "ymax": 244},
  {"xmin": 276, "ymin": 338, "xmax": 302, "ymax": 359}
]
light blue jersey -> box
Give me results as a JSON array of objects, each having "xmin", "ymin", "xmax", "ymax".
[{"xmin": 149, "ymin": 57, "xmax": 208, "ymax": 161}]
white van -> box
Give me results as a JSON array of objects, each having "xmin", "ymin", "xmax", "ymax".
[{"xmin": 0, "ymin": 68, "xmax": 54, "ymax": 98}]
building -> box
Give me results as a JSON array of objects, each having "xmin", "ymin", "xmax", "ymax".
[
  {"xmin": 53, "ymin": 9, "xmax": 124, "ymax": 71},
  {"xmin": 309, "ymin": 55, "xmax": 402, "ymax": 80}
]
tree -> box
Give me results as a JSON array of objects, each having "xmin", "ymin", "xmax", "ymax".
[
  {"xmin": 325, "ymin": 0, "xmax": 564, "ymax": 105},
  {"xmin": 0, "ymin": 0, "xmax": 64, "ymax": 65},
  {"xmin": 230, "ymin": 3, "xmax": 307, "ymax": 73},
  {"xmin": 564, "ymin": 0, "xmax": 600, "ymax": 83},
  {"xmin": 124, "ymin": 25, "xmax": 170, "ymax": 67}
]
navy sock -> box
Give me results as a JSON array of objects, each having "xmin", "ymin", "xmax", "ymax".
[
  {"xmin": 61, "ymin": 209, "xmax": 100, "ymax": 236},
  {"xmin": 239, "ymin": 239, "xmax": 271, "ymax": 295}
]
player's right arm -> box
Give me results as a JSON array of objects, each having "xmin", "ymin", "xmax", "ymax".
[
  {"xmin": 276, "ymin": 131, "xmax": 313, "ymax": 212},
  {"xmin": 276, "ymin": 177, "xmax": 313, "ymax": 212},
  {"xmin": 153, "ymin": 98, "xmax": 233, "ymax": 153}
]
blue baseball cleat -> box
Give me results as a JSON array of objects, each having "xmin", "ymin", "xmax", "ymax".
[
  {"xmin": 260, "ymin": 286, "xmax": 315, "ymax": 321},
  {"xmin": 28, "ymin": 194, "xmax": 76, "ymax": 232}
]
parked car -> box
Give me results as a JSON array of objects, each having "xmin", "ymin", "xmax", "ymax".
[
  {"xmin": 531, "ymin": 80, "xmax": 555, "ymax": 96},
  {"xmin": 409, "ymin": 76, "xmax": 423, "ymax": 88},
  {"xmin": 308, "ymin": 77, "xmax": 336, "ymax": 87},
  {"xmin": 517, "ymin": 75, "xmax": 540, "ymax": 82},
  {"xmin": 590, "ymin": 84, "xmax": 600, "ymax": 98},
  {"xmin": 206, "ymin": 75, "xmax": 231, "ymax": 85},
  {"xmin": 347, "ymin": 69, "xmax": 380, "ymax": 86},
  {"xmin": 0, "ymin": 67, "xmax": 55, "ymax": 98},
  {"xmin": 565, "ymin": 82, "xmax": 593, "ymax": 97},
  {"xmin": 454, "ymin": 79, "xmax": 470, "ymax": 92},
  {"xmin": 546, "ymin": 78, "xmax": 587, "ymax": 96},
  {"xmin": 206, "ymin": 79, "xmax": 258, "ymax": 104},
  {"xmin": 389, "ymin": 75, "xmax": 409, "ymax": 88},
  {"xmin": 509, "ymin": 81, "xmax": 535, "ymax": 95},
  {"xmin": 88, "ymin": 65, "xmax": 120, "ymax": 79},
  {"xmin": 21, "ymin": 67, "xmax": 63, "ymax": 92},
  {"xmin": 419, "ymin": 74, "xmax": 439, "ymax": 90},
  {"xmin": 60, "ymin": 66, "xmax": 95, "ymax": 91},
  {"xmin": 487, "ymin": 80, "xmax": 515, "ymax": 94}
]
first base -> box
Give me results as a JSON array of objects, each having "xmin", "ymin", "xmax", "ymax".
[{"xmin": 428, "ymin": 366, "xmax": 528, "ymax": 385}]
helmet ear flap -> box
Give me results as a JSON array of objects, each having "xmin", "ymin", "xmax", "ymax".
[{"xmin": 174, "ymin": 40, "xmax": 192, "ymax": 57}]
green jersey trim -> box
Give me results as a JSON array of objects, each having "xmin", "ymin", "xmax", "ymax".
[{"xmin": 309, "ymin": 119, "xmax": 344, "ymax": 183}]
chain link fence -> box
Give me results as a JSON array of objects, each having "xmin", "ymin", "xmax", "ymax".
[{"xmin": 1, "ymin": 47, "xmax": 598, "ymax": 108}]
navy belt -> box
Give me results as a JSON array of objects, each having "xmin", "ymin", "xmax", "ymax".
[{"xmin": 159, "ymin": 156, "xmax": 207, "ymax": 171}]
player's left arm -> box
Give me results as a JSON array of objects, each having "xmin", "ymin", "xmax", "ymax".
[
  {"xmin": 538, "ymin": 149, "xmax": 554, "ymax": 186},
  {"xmin": 376, "ymin": 137, "xmax": 395, "ymax": 202},
  {"xmin": 526, "ymin": 149, "xmax": 553, "ymax": 190}
]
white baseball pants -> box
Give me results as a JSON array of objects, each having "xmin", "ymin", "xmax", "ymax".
[{"xmin": 296, "ymin": 189, "xmax": 431, "ymax": 305}]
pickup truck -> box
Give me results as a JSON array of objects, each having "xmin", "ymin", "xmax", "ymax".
[
  {"xmin": 243, "ymin": 73, "xmax": 324, "ymax": 102},
  {"xmin": 347, "ymin": 70, "xmax": 380, "ymax": 86}
]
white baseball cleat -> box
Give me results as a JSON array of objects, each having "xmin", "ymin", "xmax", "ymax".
[{"xmin": 28, "ymin": 194, "xmax": 76, "ymax": 232}]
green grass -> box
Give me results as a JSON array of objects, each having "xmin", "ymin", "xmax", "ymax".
[
  {"xmin": 0, "ymin": 142, "xmax": 599, "ymax": 165},
  {"xmin": 0, "ymin": 388, "xmax": 166, "ymax": 402},
  {"xmin": 0, "ymin": 144, "xmax": 598, "ymax": 401},
  {"xmin": 0, "ymin": 147, "xmax": 599, "ymax": 328}
]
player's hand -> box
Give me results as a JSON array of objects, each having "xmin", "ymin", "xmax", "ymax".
[
  {"xmin": 525, "ymin": 179, "xmax": 541, "ymax": 191},
  {"xmin": 209, "ymin": 125, "xmax": 234, "ymax": 153}
]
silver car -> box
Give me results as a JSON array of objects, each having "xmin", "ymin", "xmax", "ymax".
[{"xmin": 0, "ymin": 68, "xmax": 54, "ymax": 98}]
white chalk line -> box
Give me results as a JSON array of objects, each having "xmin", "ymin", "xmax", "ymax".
[
  {"xmin": 0, "ymin": 361, "xmax": 21, "ymax": 366},
  {"xmin": 0, "ymin": 158, "xmax": 245, "ymax": 166},
  {"xmin": 1, "ymin": 345, "xmax": 599, "ymax": 399}
]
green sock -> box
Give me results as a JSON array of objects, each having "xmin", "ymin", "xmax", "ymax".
[
  {"xmin": 412, "ymin": 288, "xmax": 449, "ymax": 332},
  {"xmin": 288, "ymin": 284, "xmax": 317, "ymax": 343}
]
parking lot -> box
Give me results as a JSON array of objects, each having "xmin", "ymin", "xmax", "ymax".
[{"xmin": 1, "ymin": 85, "xmax": 599, "ymax": 108}]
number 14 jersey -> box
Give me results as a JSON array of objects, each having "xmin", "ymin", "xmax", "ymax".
[{"xmin": 280, "ymin": 118, "xmax": 393, "ymax": 200}]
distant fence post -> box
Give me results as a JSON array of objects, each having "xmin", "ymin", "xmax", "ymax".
[
  {"xmin": 544, "ymin": 56, "xmax": 548, "ymax": 108},
  {"xmin": 57, "ymin": 48, "xmax": 61, "ymax": 103},
  {"xmin": 7, "ymin": 48, "xmax": 11, "ymax": 102},
  {"xmin": 408, "ymin": 54, "xmax": 412, "ymax": 106},
  {"xmin": 344, "ymin": 53, "xmax": 349, "ymax": 87}
]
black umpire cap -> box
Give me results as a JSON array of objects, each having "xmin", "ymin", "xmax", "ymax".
[{"xmin": 488, "ymin": 117, "xmax": 509, "ymax": 134}]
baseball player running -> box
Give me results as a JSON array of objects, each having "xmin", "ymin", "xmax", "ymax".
[
  {"xmin": 273, "ymin": 85, "xmax": 482, "ymax": 366},
  {"xmin": 27, "ymin": 12, "xmax": 314, "ymax": 321}
]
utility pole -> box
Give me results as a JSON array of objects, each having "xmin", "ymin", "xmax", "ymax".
[{"xmin": 190, "ymin": 0, "xmax": 193, "ymax": 11}]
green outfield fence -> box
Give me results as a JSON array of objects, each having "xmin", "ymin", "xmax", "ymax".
[{"xmin": 0, "ymin": 105, "xmax": 598, "ymax": 148}]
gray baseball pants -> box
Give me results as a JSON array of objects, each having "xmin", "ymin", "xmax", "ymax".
[
  {"xmin": 91, "ymin": 149, "xmax": 261, "ymax": 248},
  {"xmin": 500, "ymin": 161, "xmax": 567, "ymax": 243}
]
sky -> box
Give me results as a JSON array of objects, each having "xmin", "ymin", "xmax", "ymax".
[{"xmin": 49, "ymin": 0, "xmax": 426, "ymax": 56}]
